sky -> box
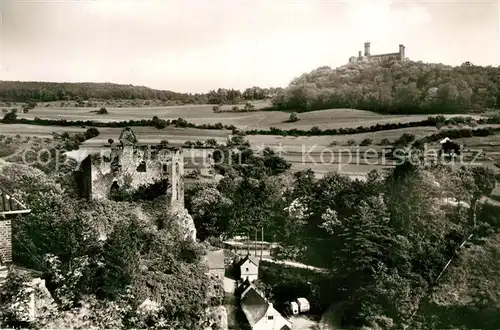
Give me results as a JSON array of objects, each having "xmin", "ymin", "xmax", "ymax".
[{"xmin": 0, "ymin": 0, "xmax": 499, "ymax": 93}]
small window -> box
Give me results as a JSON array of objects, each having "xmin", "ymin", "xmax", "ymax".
[
  {"xmin": 246, "ymin": 268, "xmax": 249, "ymax": 272},
  {"xmin": 268, "ymin": 316, "xmax": 274, "ymax": 320},
  {"xmin": 136, "ymin": 161, "xmax": 147, "ymax": 172},
  {"xmin": 162, "ymin": 164, "xmax": 168, "ymax": 173}
]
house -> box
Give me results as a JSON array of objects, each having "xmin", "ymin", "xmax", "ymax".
[
  {"xmin": 205, "ymin": 249, "xmax": 225, "ymax": 280},
  {"xmin": 239, "ymin": 283, "xmax": 292, "ymax": 330},
  {"xmin": 236, "ymin": 254, "xmax": 260, "ymax": 282}
]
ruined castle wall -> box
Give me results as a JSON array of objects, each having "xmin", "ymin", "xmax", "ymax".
[
  {"xmin": 0, "ymin": 217, "xmax": 12, "ymax": 264},
  {"xmin": 90, "ymin": 147, "xmax": 169, "ymax": 199}
]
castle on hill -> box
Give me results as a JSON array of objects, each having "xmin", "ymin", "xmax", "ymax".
[{"xmin": 349, "ymin": 42, "xmax": 406, "ymax": 63}]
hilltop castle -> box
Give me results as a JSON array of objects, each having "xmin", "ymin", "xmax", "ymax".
[{"xmin": 349, "ymin": 42, "xmax": 406, "ymax": 63}]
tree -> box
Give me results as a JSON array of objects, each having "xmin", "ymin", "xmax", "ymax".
[
  {"xmin": 1, "ymin": 110, "xmax": 17, "ymax": 123},
  {"xmin": 289, "ymin": 112, "xmax": 299, "ymax": 122},
  {"xmin": 84, "ymin": 127, "xmax": 100, "ymax": 140}
]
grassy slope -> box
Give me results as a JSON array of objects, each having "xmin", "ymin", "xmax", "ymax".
[{"xmin": 10, "ymin": 104, "xmax": 486, "ymax": 130}]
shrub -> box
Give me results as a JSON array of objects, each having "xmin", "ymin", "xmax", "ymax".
[
  {"xmin": 158, "ymin": 140, "xmax": 170, "ymax": 149},
  {"xmin": 310, "ymin": 126, "xmax": 321, "ymax": 135},
  {"xmin": 289, "ymin": 112, "xmax": 299, "ymax": 122},
  {"xmin": 394, "ymin": 133, "xmax": 415, "ymax": 147},
  {"xmin": 98, "ymin": 107, "xmax": 108, "ymax": 115},
  {"xmin": 152, "ymin": 116, "xmax": 166, "ymax": 129},
  {"xmin": 84, "ymin": 127, "xmax": 100, "ymax": 140},
  {"xmin": 108, "ymin": 139, "xmax": 114, "ymax": 146},
  {"xmin": 360, "ymin": 138, "xmax": 372, "ymax": 146},
  {"xmin": 244, "ymin": 103, "xmax": 255, "ymax": 111},
  {"xmin": 2, "ymin": 110, "xmax": 17, "ymax": 124},
  {"xmin": 347, "ymin": 139, "xmax": 356, "ymax": 146},
  {"xmin": 232, "ymin": 106, "xmax": 239, "ymax": 111},
  {"xmin": 205, "ymin": 138, "xmax": 218, "ymax": 148},
  {"xmin": 380, "ymin": 138, "xmax": 392, "ymax": 145},
  {"xmin": 212, "ymin": 105, "xmax": 220, "ymax": 112}
]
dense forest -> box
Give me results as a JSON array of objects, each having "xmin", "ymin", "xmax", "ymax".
[
  {"xmin": 185, "ymin": 134, "xmax": 500, "ymax": 329},
  {"xmin": 272, "ymin": 60, "xmax": 500, "ymax": 114},
  {"xmin": 0, "ymin": 81, "xmax": 276, "ymax": 105}
]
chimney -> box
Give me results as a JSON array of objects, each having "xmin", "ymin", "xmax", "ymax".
[
  {"xmin": 399, "ymin": 44, "xmax": 405, "ymax": 59},
  {"xmin": 364, "ymin": 42, "xmax": 371, "ymax": 56}
]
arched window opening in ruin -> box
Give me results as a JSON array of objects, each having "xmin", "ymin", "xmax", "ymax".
[
  {"xmin": 111, "ymin": 155, "xmax": 121, "ymax": 172},
  {"xmin": 136, "ymin": 161, "xmax": 147, "ymax": 172},
  {"xmin": 162, "ymin": 163, "xmax": 168, "ymax": 173},
  {"xmin": 110, "ymin": 181, "xmax": 120, "ymax": 195},
  {"xmin": 175, "ymin": 162, "xmax": 180, "ymax": 175}
]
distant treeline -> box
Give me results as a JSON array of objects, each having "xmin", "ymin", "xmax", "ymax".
[
  {"xmin": 0, "ymin": 81, "xmax": 278, "ymax": 105},
  {"xmin": 272, "ymin": 60, "xmax": 500, "ymax": 114}
]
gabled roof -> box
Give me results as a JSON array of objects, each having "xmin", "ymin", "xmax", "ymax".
[
  {"xmin": 0, "ymin": 187, "xmax": 31, "ymax": 215},
  {"xmin": 236, "ymin": 254, "xmax": 260, "ymax": 267},
  {"xmin": 205, "ymin": 249, "xmax": 225, "ymax": 270},
  {"xmin": 240, "ymin": 286, "xmax": 269, "ymax": 327},
  {"xmin": 440, "ymin": 137, "xmax": 453, "ymax": 144}
]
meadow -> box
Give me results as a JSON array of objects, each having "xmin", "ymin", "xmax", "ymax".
[
  {"xmin": 2, "ymin": 104, "xmax": 499, "ymax": 179},
  {"xmin": 9, "ymin": 103, "xmax": 485, "ymax": 130}
]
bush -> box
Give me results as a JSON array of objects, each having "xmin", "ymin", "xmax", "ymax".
[
  {"xmin": 1, "ymin": 110, "xmax": 17, "ymax": 124},
  {"xmin": 244, "ymin": 102, "xmax": 255, "ymax": 111},
  {"xmin": 289, "ymin": 112, "xmax": 299, "ymax": 122},
  {"xmin": 380, "ymin": 138, "xmax": 392, "ymax": 145},
  {"xmin": 84, "ymin": 127, "xmax": 100, "ymax": 140},
  {"xmin": 158, "ymin": 140, "xmax": 170, "ymax": 149},
  {"xmin": 360, "ymin": 138, "xmax": 372, "ymax": 146},
  {"xmin": 108, "ymin": 139, "xmax": 114, "ymax": 146},
  {"xmin": 347, "ymin": 139, "xmax": 356, "ymax": 146},
  {"xmin": 98, "ymin": 107, "xmax": 108, "ymax": 115},
  {"xmin": 232, "ymin": 106, "xmax": 239, "ymax": 111},
  {"xmin": 212, "ymin": 105, "xmax": 220, "ymax": 112}
]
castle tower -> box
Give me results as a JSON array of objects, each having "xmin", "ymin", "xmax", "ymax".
[
  {"xmin": 399, "ymin": 44, "xmax": 405, "ymax": 60},
  {"xmin": 165, "ymin": 148, "xmax": 185, "ymax": 208},
  {"xmin": 358, "ymin": 50, "xmax": 362, "ymax": 58},
  {"xmin": 364, "ymin": 42, "xmax": 371, "ymax": 56}
]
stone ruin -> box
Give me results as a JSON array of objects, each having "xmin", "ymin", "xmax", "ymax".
[{"xmin": 67, "ymin": 127, "xmax": 196, "ymax": 240}]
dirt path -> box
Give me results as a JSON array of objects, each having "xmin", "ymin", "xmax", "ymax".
[{"xmin": 260, "ymin": 257, "xmax": 328, "ymax": 273}]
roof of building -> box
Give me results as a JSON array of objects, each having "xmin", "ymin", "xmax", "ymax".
[
  {"xmin": 240, "ymin": 286, "xmax": 269, "ymax": 327},
  {"xmin": 440, "ymin": 137, "xmax": 453, "ymax": 144},
  {"xmin": 0, "ymin": 187, "xmax": 31, "ymax": 215},
  {"xmin": 206, "ymin": 249, "xmax": 225, "ymax": 270},
  {"xmin": 297, "ymin": 297, "xmax": 310, "ymax": 306},
  {"xmin": 237, "ymin": 254, "xmax": 260, "ymax": 267}
]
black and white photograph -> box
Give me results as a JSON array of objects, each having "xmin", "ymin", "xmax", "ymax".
[{"xmin": 0, "ymin": 0, "xmax": 500, "ymax": 329}]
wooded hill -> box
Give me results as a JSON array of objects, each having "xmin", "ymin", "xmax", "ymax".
[{"xmin": 272, "ymin": 60, "xmax": 500, "ymax": 114}]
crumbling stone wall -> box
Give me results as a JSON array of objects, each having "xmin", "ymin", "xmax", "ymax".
[
  {"xmin": 0, "ymin": 217, "xmax": 12, "ymax": 264},
  {"xmin": 89, "ymin": 146, "xmax": 179, "ymax": 201}
]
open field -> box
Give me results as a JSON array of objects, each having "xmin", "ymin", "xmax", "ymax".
[
  {"xmin": 0, "ymin": 124, "xmax": 232, "ymax": 145},
  {"xmin": 11, "ymin": 105, "xmax": 486, "ymax": 130},
  {"xmin": 1, "ymin": 122, "xmax": 499, "ymax": 179}
]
